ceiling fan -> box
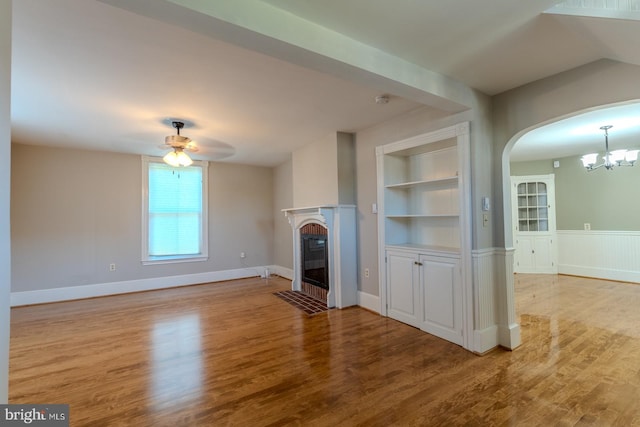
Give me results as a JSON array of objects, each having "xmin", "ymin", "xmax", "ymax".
[{"xmin": 163, "ymin": 120, "xmax": 199, "ymax": 167}]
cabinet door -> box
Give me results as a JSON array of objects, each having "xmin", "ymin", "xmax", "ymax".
[
  {"xmin": 514, "ymin": 237, "xmax": 535, "ymax": 271},
  {"xmin": 514, "ymin": 236, "xmax": 555, "ymax": 274},
  {"xmin": 419, "ymin": 255, "xmax": 463, "ymax": 345},
  {"xmin": 533, "ymin": 236, "xmax": 554, "ymax": 273},
  {"xmin": 386, "ymin": 250, "xmax": 421, "ymax": 328}
]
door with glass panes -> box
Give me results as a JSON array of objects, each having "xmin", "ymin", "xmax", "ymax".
[{"xmin": 511, "ymin": 175, "xmax": 557, "ymax": 274}]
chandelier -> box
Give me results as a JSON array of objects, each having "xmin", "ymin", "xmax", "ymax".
[{"xmin": 580, "ymin": 125, "xmax": 639, "ymax": 171}]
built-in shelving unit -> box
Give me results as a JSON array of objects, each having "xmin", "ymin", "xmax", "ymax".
[{"xmin": 376, "ymin": 122, "xmax": 471, "ymax": 348}]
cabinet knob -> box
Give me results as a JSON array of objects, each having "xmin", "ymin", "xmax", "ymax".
[{"xmin": 414, "ymin": 261, "xmax": 423, "ymax": 266}]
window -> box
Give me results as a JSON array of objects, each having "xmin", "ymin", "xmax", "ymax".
[
  {"xmin": 142, "ymin": 157, "xmax": 208, "ymax": 264},
  {"xmin": 516, "ymin": 181, "xmax": 548, "ymax": 232}
]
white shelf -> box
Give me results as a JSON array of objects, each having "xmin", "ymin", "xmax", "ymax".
[
  {"xmin": 385, "ymin": 176, "xmax": 458, "ymax": 190},
  {"xmin": 386, "ymin": 214, "xmax": 459, "ymax": 219},
  {"xmin": 385, "ymin": 243, "xmax": 460, "ymax": 256}
]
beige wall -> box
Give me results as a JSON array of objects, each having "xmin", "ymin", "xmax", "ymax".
[
  {"xmin": 291, "ymin": 132, "xmax": 355, "ymax": 207},
  {"xmin": 11, "ymin": 144, "xmax": 274, "ymax": 292},
  {"xmin": 510, "ymin": 159, "xmax": 554, "ymax": 176},
  {"xmin": 493, "ymin": 59, "xmax": 640, "ymax": 246},
  {"xmin": 511, "ymin": 154, "xmax": 640, "ymax": 231},
  {"xmin": 337, "ymin": 132, "xmax": 355, "ymax": 205},
  {"xmin": 0, "ymin": 0, "xmax": 11, "ymax": 404},
  {"xmin": 273, "ymin": 158, "xmax": 293, "ymax": 269},
  {"xmin": 292, "ymin": 133, "xmax": 339, "ymax": 207}
]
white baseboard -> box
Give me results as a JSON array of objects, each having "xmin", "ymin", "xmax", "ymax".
[
  {"xmin": 357, "ymin": 291, "xmax": 380, "ymax": 314},
  {"xmin": 498, "ymin": 322, "xmax": 521, "ymax": 350},
  {"xmin": 558, "ymin": 265, "xmax": 640, "ymax": 284},
  {"xmin": 11, "ymin": 266, "xmax": 385, "ymax": 316},
  {"xmin": 268, "ymin": 265, "xmax": 293, "ymax": 280},
  {"xmin": 473, "ymin": 326, "xmax": 498, "ymax": 354},
  {"xmin": 11, "ymin": 267, "xmax": 267, "ymax": 307}
]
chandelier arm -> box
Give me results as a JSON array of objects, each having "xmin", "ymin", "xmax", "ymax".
[{"xmin": 586, "ymin": 163, "xmax": 605, "ymax": 171}]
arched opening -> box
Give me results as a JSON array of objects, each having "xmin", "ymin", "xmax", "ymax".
[{"xmin": 502, "ymin": 100, "xmax": 640, "ymax": 344}]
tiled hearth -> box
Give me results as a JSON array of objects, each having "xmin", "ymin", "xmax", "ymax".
[{"xmin": 273, "ymin": 290, "xmax": 330, "ymax": 315}]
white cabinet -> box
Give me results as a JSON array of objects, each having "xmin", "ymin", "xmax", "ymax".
[
  {"xmin": 514, "ymin": 235, "xmax": 555, "ymax": 273},
  {"xmin": 510, "ymin": 175, "xmax": 557, "ymax": 274},
  {"xmin": 377, "ymin": 123, "xmax": 471, "ymax": 348},
  {"xmin": 386, "ymin": 249, "xmax": 463, "ymax": 344}
]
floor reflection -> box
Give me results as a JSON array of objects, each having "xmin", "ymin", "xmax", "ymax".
[
  {"xmin": 150, "ymin": 314, "xmax": 203, "ymax": 409},
  {"xmin": 515, "ymin": 273, "xmax": 640, "ymax": 338}
]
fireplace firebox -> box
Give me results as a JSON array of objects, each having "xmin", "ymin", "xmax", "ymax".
[{"xmin": 301, "ymin": 233, "xmax": 329, "ymax": 290}]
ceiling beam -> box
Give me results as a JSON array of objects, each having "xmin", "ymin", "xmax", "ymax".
[{"xmin": 99, "ymin": 0, "xmax": 473, "ymax": 112}]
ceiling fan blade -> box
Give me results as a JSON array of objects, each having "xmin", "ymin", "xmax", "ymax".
[{"xmin": 184, "ymin": 141, "xmax": 200, "ymax": 152}]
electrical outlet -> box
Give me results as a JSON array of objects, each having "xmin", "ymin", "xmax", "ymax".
[
  {"xmin": 364, "ymin": 268, "xmax": 370, "ymax": 278},
  {"xmin": 109, "ymin": 263, "xmax": 116, "ymax": 271},
  {"xmin": 240, "ymin": 252, "xmax": 246, "ymax": 258},
  {"xmin": 584, "ymin": 223, "xmax": 591, "ymax": 231}
]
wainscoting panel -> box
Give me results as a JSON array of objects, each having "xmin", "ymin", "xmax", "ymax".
[
  {"xmin": 472, "ymin": 248, "xmax": 499, "ymax": 353},
  {"xmin": 557, "ymin": 230, "xmax": 640, "ymax": 284}
]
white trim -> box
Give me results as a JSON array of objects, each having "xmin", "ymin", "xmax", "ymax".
[
  {"xmin": 11, "ymin": 267, "xmax": 264, "ymax": 307},
  {"xmin": 268, "ymin": 265, "xmax": 294, "ymax": 280},
  {"xmin": 498, "ymin": 322, "xmax": 522, "ymax": 349},
  {"xmin": 141, "ymin": 156, "xmax": 209, "ymax": 264},
  {"xmin": 473, "ymin": 326, "xmax": 498, "ymax": 354},
  {"xmin": 558, "ymin": 230, "xmax": 640, "ymax": 236},
  {"xmin": 559, "ymin": 265, "xmax": 640, "ymax": 284},
  {"xmin": 357, "ymin": 291, "xmax": 380, "ymax": 314},
  {"xmin": 495, "ymin": 247, "xmax": 521, "ymax": 349},
  {"xmin": 557, "ymin": 230, "xmax": 640, "ymax": 283}
]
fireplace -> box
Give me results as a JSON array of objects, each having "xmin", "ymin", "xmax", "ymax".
[{"xmin": 283, "ymin": 205, "xmax": 357, "ymax": 309}]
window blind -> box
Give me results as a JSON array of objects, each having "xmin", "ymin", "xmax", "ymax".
[{"xmin": 148, "ymin": 163, "xmax": 203, "ymax": 257}]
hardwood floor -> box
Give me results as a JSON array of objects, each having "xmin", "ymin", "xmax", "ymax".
[{"xmin": 9, "ymin": 274, "xmax": 640, "ymax": 426}]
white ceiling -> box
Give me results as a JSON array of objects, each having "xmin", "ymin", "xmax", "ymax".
[{"xmin": 10, "ymin": 0, "xmax": 640, "ymax": 166}]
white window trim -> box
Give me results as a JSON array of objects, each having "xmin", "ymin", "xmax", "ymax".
[{"xmin": 141, "ymin": 156, "xmax": 209, "ymax": 265}]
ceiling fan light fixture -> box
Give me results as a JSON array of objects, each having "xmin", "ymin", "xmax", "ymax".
[
  {"xmin": 163, "ymin": 120, "xmax": 195, "ymax": 167},
  {"xmin": 175, "ymin": 148, "xmax": 193, "ymax": 166},
  {"xmin": 163, "ymin": 147, "xmax": 192, "ymax": 167}
]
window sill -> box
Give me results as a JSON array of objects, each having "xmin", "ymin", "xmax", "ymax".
[{"xmin": 142, "ymin": 255, "xmax": 208, "ymax": 266}]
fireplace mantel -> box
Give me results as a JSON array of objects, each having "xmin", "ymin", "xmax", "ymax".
[{"xmin": 283, "ymin": 205, "xmax": 357, "ymax": 308}]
